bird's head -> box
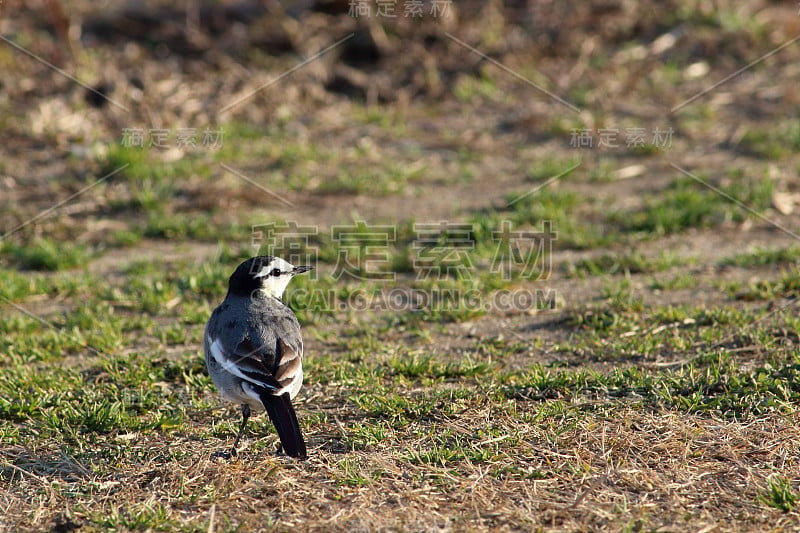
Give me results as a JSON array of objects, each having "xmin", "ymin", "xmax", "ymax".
[{"xmin": 228, "ymin": 256, "xmax": 313, "ymax": 299}]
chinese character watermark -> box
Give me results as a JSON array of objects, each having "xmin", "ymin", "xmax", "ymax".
[
  {"xmin": 331, "ymin": 221, "xmax": 396, "ymax": 281},
  {"xmin": 252, "ymin": 220, "xmax": 557, "ymax": 283},
  {"xmin": 412, "ymin": 221, "xmax": 475, "ymax": 281},
  {"xmin": 491, "ymin": 220, "xmax": 556, "ymax": 281},
  {"xmin": 120, "ymin": 127, "xmax": 224, "ymax": 150},
  {"xmin": 569, "ymin": 127, "xmax": 673, "ymax": 150},
  {"xmin": 249, "ymin": 219, "xmax": 559, "ymax": 313},
  {"xmin": 348, "ymin": 0, "xmax": 452, "ymax": 18}
]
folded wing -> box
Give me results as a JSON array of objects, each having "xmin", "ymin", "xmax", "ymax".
[{"xmin": 209, "ymin": 334, "xmax": 306, "ymax": 458}]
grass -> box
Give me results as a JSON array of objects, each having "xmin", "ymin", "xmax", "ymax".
[
  {"xmin": 4, "ymin": 140, "xmax": 800, "ymax": 533},
  {"xmin": 726, "ymin": 269, "xmax": 800, "ymax": 301},
  {"xmin": 738, "ymin": 120, "xmax": 800, "ymax": 160},
  {"xmin": 565, "ymin": 249, "xmax": 690, "ymax": 277},
  {"xmin": 3, "ymin": 249, "xmax": 800, "ymax": 530},
  {"xmin": 7, "ymin": 313, "xmax": 799, "ymax": 530},
  {"xmin": 468, "ymin": 186, "xmax": 616, "ymax": 250},
  {"xmin": 452, "ymin": 71, "xmax": 500, "ymax": 104},
  {"xmin": 4, "ymin": 0, "xmax": 800, "ymax": 530},
  {"xmin": 722, "ymin": 246, "xmax": 800, "ymax": 268},
  {"xmin": 1, "ymin": 238, "xmax": 92, "ymax": 271},
  {"xmin": 612, "ymin": 173, "xmax": 774, "ymax": 236},
  {"xmin": 3, "ymin": 166, "xmax": 798, "ymax": 527},
  {"xmin": 526, "ymin": 156, "xmax": 581, "ymax": 182},
  {"xmin": 761, "ymin": 475, "xmax": 800, "ymax": 513}
]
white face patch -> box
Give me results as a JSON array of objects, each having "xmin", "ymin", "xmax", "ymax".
[
  {"xmin": 254, "ymin": 257, "xmax": 295, "ymax": 279},
  {"xmin": 253, "ymin": 257, "xmax": 297, "ymax": 298}
]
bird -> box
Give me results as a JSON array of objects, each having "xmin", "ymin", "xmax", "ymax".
[{"xmin": 204, "ymin": 255, "xmax": 312, "ymax": 459}]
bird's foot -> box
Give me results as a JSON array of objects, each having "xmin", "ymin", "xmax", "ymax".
[{"xmin": 211, "ymin": 448, "xmax": 238, "ymax": 461}]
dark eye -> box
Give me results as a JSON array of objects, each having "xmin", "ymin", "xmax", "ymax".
[{"xmin": 271, "ymin": 268, "xmax": 281, "ymax": 277}]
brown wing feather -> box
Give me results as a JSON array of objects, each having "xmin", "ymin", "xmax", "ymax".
[{"xmin": 275, "ymin": 338, "xmax": 302, "ymax": 389}]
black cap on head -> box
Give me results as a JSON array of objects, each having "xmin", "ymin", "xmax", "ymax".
[{"xmin": 228, "ymin": 256, "xmax": 274, "ymax": 297}]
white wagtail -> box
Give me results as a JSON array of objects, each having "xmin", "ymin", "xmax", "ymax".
[{"xmin": 205, "ymin": 256, "xmax": 312, "ymax": 459}]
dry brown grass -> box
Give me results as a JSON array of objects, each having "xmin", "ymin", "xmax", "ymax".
[{"xmin": 4, "ymin": 405, "xmax": 800, "ymax": 531}]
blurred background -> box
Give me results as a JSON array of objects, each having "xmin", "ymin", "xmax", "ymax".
[{"xmin": 2, "ymin": 0, "xmax": 799, "ymax": 273}]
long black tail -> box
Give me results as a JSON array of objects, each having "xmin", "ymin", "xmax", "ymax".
[{"xmin": 260, "ymin": 391, "xmax": 307, "ymax": 459}]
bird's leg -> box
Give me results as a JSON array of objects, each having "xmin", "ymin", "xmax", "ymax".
[{"xmin": 229, "ymin": 404, "xmax": 250, "ymax": 457}]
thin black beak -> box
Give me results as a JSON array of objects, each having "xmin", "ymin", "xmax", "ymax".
[{"xmin": 292, "ymin": 265, "xmax": 313, "ymax": 274}]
